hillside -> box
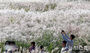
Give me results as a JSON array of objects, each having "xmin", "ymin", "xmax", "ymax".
[{"xmin": 0, "ymin": 0, "xmax": 90, "ymax": 48}]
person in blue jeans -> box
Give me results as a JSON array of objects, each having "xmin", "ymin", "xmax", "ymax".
[{"xmin": 61, "ymin": 30, "xmax": 75, "ymax": 53}]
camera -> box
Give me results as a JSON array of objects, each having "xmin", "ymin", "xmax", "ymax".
[{"xmin": 62, "ymin": 30, "xmax": 64, "ymax": 32}]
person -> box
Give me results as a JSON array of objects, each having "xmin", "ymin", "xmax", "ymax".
[
  {"xmin": 39, "ymin": 45, "xmax": 44, "ymax": 53},
  {"xmin": 29, "ymin": 42, "xmax": 36, "ymax": 53},
  {"xmin": 4, "ymin": 41, "xmax": 18, "ymax": 53},
  {"xmin": 61, "ymin": 41, "xmax": 68, "ymax": 53},
  {"xmin": 4, "ymin": 41, "xmax": 10, "ymax": 53},
  {"xmin": 61, "ymin": 30, "xmax": 75, "ymax": 53}
]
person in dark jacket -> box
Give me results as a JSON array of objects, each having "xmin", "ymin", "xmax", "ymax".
[{"xmin": 29, "ymin": 42, "xmax": 35, "ymax": 53}]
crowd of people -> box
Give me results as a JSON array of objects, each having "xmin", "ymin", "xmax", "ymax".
[
  {"xmin": 29, "ymin": 30, "xmax": 75, "ymax": 53},
  {"xmin": 4, "ymin": 30, "xmax": 75, "ymax": 53}
]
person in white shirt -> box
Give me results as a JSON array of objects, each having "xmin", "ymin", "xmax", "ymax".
[
  {"xmin": 39, "ymin": 45, "xmax": 44, "ymax": 53},
  {"xmin": 61, "ymin": 41, "xmax": 68, "ymax": 53}
]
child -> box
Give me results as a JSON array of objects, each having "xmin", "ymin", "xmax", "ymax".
[
  {"xmin": 61, "ymin": 41, "xmax": 68, "ymax": 53},
  {"xmin": 61, "ymin": 30, "xmax": 75, "ymax": 53}
]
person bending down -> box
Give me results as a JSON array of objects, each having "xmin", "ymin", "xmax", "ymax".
[{"xmin": 61, "ymin": 30, "xmax": 75, "ymax": 53}]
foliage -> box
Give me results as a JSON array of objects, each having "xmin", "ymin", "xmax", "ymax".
[
  {"xmin": 15, "ymin": 41, "xmax": 31, "ymax": 49},
  {"xmin": 35, "ymin": 30, "xmax": 62, "ymax": 53},
  {"xmin": 44, "ymin": 3, "xmax": 57, "ymax": 11},
  {"xmin": 0, "ymin": 42, "xmax": 5, "ymax": 53}
]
